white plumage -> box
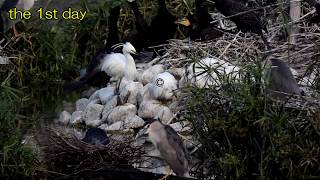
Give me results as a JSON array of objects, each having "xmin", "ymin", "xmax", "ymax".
[
  {"xmin": 100, "ymin": 53, "xmax": 127, "ymax": 79},
  {"xmin": 100, "ymin": 42, "xmax": 137, "ymax": 92},
  {"xmin": 185, "ymin": 57, "xmax": 241, "ymax": 88},
  {"xmin": 149, "ymin": 72, "xmax": 178, "ymax": 101}
]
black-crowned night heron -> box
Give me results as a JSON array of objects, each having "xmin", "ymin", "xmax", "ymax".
[
  {"xmin": 0, "ymin": 0, "xmax": 35, "ymax": 34},
  {"xmin": 82, "ymin": 128, "xmax": 110, "ymax": 145},
  {"xmin": 145, "ymin": 118, "xmax": 189, "ymax": 177},
  {"xmin": 268, "ymin": 58, "xmax": 305, "ymax": 96}
]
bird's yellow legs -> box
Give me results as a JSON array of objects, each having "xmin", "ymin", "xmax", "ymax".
[{"xmin": 159, "ymin": 167, "xmax": 172, "ymax": 180}]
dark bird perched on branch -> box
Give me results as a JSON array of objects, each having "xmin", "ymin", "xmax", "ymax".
[
  {"xmin": 211, "ymin": 0, "xmax": 271, "ymax": 49},
  {"xmin": 126, "ymin": 0, "xmax": 177, "ymax": 52},
  {"xmin": 63, "ymin": 6, "xmax": 121, "ymax": 91},
  {"xmin": 176, "ymin": 0, "xmax": 233, "ymax": 40},
  {"xmin": 304, "ymin": 0, "xmax": 320, "ymax": 23}
]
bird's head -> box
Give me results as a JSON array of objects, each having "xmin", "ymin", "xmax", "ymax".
[
  {"xmin": 143, "ymin": 118, "xmax": 162, "ymax": 133},
  {"xmin": 175, "ymin": 17, "xmax": 191, "ymax": 27},
  {"xmin": 144, "ymin": 118, "xmax": 159, "ymax": 126},
  {"xmin": 127, "ymin": 0, "xmax": 135, "ymax": 2},
  {"xmin": 123, "ymin": 42, "xmax": 137, "ymax": 55}
]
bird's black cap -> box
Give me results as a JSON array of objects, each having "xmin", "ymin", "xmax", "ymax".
[{"xmin": 143, "ymin": 118, "xmax": 160, "ymax": 126}]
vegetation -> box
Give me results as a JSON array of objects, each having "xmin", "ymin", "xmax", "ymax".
[
  {"xmin": 181, "ymin": 55, "xmax": 320, "ymax": 179},
  {"xmin": 0, "ymin": 0, "xmax": 319, "ymax": 178},
  {"xmin": 0, "ymin": 0, "xmax": 188, "ymax": 177},
  {"xmin": 0, "ymin": 77, "xmax": 39, "ymax": 178}
]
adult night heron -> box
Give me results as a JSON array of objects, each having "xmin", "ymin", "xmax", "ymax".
[{"xmin": 146, "ymin": 118, "xmax": 189, "ymax": 177}]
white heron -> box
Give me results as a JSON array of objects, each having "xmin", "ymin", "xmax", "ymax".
[
  {"xmin": 100, "ymin": 42, "xmax": 137, "ymax": 94},
  {"xmin": 63, "ymin": 42, "xmax": 137, "ymax": 93}
]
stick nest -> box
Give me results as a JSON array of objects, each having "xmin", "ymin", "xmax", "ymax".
[{"xmin": 36, "ymin": 128, "xmax": 144, "ymax": 176}]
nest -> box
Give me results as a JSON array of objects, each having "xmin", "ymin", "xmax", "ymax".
[
  {"xmin": 157, "ymin": 1, "xmax": 320, "ymax": 75},
  {"xmin": 36, "ymin": 128, "xmax": 144, "ymax": 178},
  {"xmin": 150, "ymin": 4, "xmax": 320, "ymax": 112}
]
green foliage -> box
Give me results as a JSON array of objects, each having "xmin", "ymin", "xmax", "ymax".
[
  {"xmin": 0, "ymin": 78, "xmax": 39, "ymax": 178},
  {"xmin": 183, "ymin": 57, "xmax": 320, "ymax": 179}
]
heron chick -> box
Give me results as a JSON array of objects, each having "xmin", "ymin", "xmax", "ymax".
[
  {"xmin": 267, "ymin": 58, "xmax": 305, "ymax": 96},
  {"xmin": 82, "ymin": 128, "xmax": 110, "ymax": 145},
  {"xmin": 146, "ymin": 119, "xmax": 189, "ymax": 177}
]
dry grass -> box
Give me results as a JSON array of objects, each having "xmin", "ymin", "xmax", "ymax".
[{"xmin": 35, "ymin": 127, "xmax": 144, "ymax": 177}]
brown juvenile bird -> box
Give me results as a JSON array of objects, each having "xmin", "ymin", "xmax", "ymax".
[
  {"xmin": 146, "ymin": 118, "xmax": 189, "ymax": 177},
  {"xmin": 211, "ymin": 0, "xmax": 270, "ymax": 49}
]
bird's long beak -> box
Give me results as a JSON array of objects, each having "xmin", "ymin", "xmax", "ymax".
[
  {"xmin": 175, "ymin": 18, "xmax": 191, "ymax": 27},
  {"xmin": 131, "ymin": 50, "xmax": 137, "ymax": 55}
]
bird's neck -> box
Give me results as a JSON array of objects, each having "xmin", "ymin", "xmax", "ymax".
[{"xmin": 124, "ymin": 53, "xmax": 137, "ymax": 80}]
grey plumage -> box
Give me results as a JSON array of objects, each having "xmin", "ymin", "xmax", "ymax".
[
  {"xmin": 147, "ymin": 120, "xmax": 189, "ymax": 177},
  {"xmin": 268, "ymin": 58, "xmax": 304, "ymax": 96}
]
